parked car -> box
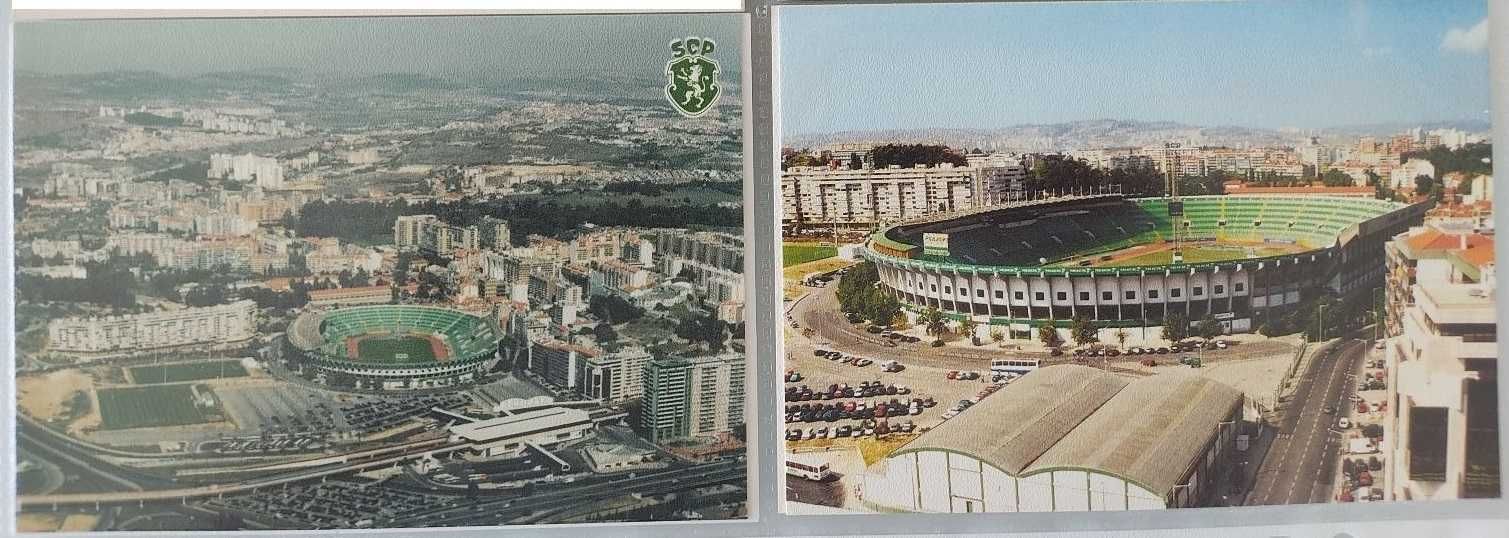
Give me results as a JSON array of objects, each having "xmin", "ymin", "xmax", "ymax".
[
  {"xmin": 1338, "ymin": 417, "xmax": 1351, "ymax": 429},
  {"xmin": 1140, "ymin": 358, "xmax": 1158, "ymax": 367}
]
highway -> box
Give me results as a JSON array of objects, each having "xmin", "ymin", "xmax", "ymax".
[
  {"xmin": 19, "ymin": 437, "xmax": 471, "ymax": 508},
  {"xmin": 1247, "ymin": 338, "xmax": 1365, "ymax": 505},
  {"xmin": 381, "ymin": 460, "xmax": 746, "ymax": 527}
]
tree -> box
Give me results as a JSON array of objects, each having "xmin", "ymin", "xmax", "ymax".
[
  {"xmin": 1070, "ymin": 314, "xmax": 1098, "ymax": 346},
  {"xmin": 861, "ymin": 288, "xmax": 901, "ymax": 327},
  {"xmin": 1114, "ymin": 328, "xmax": 1130, "ymax": 349},
  {"xmin": 835, "ymin": 262, "xmax": 881, "ymax": 314},
  {"xmin": 1320, "ymin": 168, "xmax": 1355, "ymax": 187},
  {"xmin": 918, "ymin": 306, "xmax": 949, "ymax": 336},
  {"xmin": 1197, "ymin": 315, "xmax": 1224, "ymax": 341},
  {"xmin": 1414, "ymin": 174, "xmax": 1434, "ymax": 195},
  {"xmin": 990, "ymin": 328, "xmax": 1005, "ymax": 345},
  {"xmin": 594, "ymin": 323, "xmax": 619, "ymax": 343},
  {"xmin": 959, "ymin": 318, "xmax": 980, "ymax": 344},
  {"xmin": 1162, "ymin": 312, "xmax": 1190, "ymax": 342},
  {"xmin": 849, "ymin": 153, "xmax": 863, "ymax": 170},
  {"xmin": 1037, "ymin": 324, "xmax": 1061, "ymax": 348}
]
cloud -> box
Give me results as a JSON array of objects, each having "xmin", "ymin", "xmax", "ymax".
[{"xmin": 1441, "ymin": 18, "xmax": 1488, "ymax": 53}]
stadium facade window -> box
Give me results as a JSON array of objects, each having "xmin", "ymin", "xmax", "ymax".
[
  {"xmin": 1214, "ymin": 284, "xmax": 1225, "ymax": 295},
  {"xmin": 1125, "ymin": 290, "xmax": 1136, "ymax": 300},
  {"xmin": 1170, "ymin": 288, "xmax": 1181, "ymax": 298},
  {"xmin": 931, "ymin": 284, "xmax": 937, "ymax": 292},
  {"xmin": 1014, "ymin": 291, "xmax": 1024, "ymax": 301},
  {"xmin": 1034, "ymin": 292, "xmax": 1045, "ymax": 301},
  {"xmin": 1102, "ymin": 291, "xmax": 1114, "ymax": 301},
  {"xmin": 1193, "ymin": 286, "xmax": 1203, "ymax": 296},
  {"xmin": 944, "ymin": 286, "xmax": 952, "ymax": 294},
  {"xmin": 977, "ymin": 289, "xmax": 985, "ymax": 298},
  {"xmin": 995, "ymin": 290, "xmax": 1004, "ymax": 299},
  {"xmin": 1079, "ymin": 291, "xmax": 1090, "ymax": 301},
  {"xmin": 1234, "ymin": 282, "xmax": 1245, "ymax": 293},
  {"xmin": 1148, "ymin": 289, "xmax": 1159, "ymax": 299},
  {"xmin": 1056, "ymin": 292, "xmax": 1067, "ymax": 301}
]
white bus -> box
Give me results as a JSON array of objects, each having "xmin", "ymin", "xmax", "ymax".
[
  {"xmin": 785, "ymin": 454, "xmax": 834, "ymax": 481},
  {"xmin": 990, "ymin": 358, "xmax": 1040, "ymax": 378}
]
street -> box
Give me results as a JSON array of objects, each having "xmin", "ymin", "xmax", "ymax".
[{"xmin": 1247, "ymin": 338, "xmax": 1366, "ymax": 505}]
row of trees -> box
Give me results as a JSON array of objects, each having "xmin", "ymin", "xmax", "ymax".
[{"xmin": 1024, "ymin": 155, "xmax": 1166, "ymax": 197}]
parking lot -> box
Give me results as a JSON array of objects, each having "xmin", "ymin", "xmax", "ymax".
[{"xmin": 784, "ymin": 333, "xmax": 1010, "ymax": 445}]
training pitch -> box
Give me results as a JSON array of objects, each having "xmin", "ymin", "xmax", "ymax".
[{"xmin": 97, "ymin": 384, "xmax": 219, "ymax": 430}]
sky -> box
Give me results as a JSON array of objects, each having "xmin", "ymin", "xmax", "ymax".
[
  {"xmin": 16, "ymin": 14, "xmax": 742, "ymax": 80},
  {"xmin": 779, "ymin": 1, "xmax": 1492, "ymax": 135}
]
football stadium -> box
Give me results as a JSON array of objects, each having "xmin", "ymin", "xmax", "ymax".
[
  {"xmin": 286, "ymin": 305, "xmax": 503, "ymax": 391},
  {"xmin": 866, "ymin": 194, "xmax": 1426, "ymax": 337}
]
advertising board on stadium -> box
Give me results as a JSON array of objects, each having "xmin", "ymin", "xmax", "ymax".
[{"xmin": 923, "ymin": 233, "xmax": 950, "ymax": 256}]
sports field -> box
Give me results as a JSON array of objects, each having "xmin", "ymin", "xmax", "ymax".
[
  {"xmin": 784, "ymin": 243, "xmax": 837, "ymax": 267},
  {"xmin": 1083, "ymin": 242, "xmax": 1308, "ymax": 268},
  {"xmin": 97, "ymin": 384, "xmax": 219, "ymax": 430},
  {"xmin": 128, "ymin": 360, "xmax": 248, "ymax": 384},
  {"xmin": 352, "ymin": 334, "xmax": 443, "ymax": 363}
]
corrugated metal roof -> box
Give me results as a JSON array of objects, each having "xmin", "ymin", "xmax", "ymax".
[
  {"xmin": 894, "ymin": 365, "xmax": 1128, "ymax": 474},
  {"xmin": 1025, "ymin": 372, "xmax": 1243, "ymax": 495},
  {"xmin": 887, "ymin": 365, "xmax": 1242, "ymax": 497}
]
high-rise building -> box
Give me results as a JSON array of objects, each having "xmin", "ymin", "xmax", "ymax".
[
  {"xmin": 393, "ymin": 214, "xmax": 480, "ymax": 256},
  {"xmin": 1384, "ymin": 226, "xmax": 1498, "ymax": 500},
  {"xmin": 209, "ymin": 153, "xmax": 284, "ymax": 189},
  {"xmin": 781, "ymin": 163, "xmax": 1025, "ymax": 228},
  {"xmin": 639, "ymin": 353, "xmax": 745, "ymax": 443},
  {"xmin": 575, "ymin": 346, "xmax": 652, "ymax": 403},
  {"xmin": 47, "ymin": 300, "xmax": 258, "ymax": 354}
]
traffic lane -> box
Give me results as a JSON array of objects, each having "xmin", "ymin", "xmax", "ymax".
[{"xmin": 1247, "ymin": 339, "xmax": 1361, "ymax": 505}]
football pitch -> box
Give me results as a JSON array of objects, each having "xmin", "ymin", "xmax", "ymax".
[
  {"xmin": 1096, "ymin": 244, "xmax": 1300, "ymax": 267},
  {"xmin": 354, "ymin": 335, "xmax": 440, "ymax": 363},
  {"xmin": 97, "ymin": 384, "xmax": 218, "ymax": 430},
  {"xmin": 128, "ymin": 360, "xmax": 248, "ymax": 384}
]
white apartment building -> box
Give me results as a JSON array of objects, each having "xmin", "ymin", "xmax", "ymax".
[
  {"xmin": 1384, "ymin": 229, "xmax": 1498, "ymax": 501},
  {"xmin": 575, "ymin": 346, "xmax": 652, "ymax": 403},
  {"xmin": 47, "ymin": 300, "xmax": 258, "ymax": 354},
  {"xmin": 781, "ymin": 163, "xmax": 1025, "ymax": 228},
  {"xmin": 393, "ymin": 214, "xmax": 480, "ymax": 256},
  {"xmin": 209, "ymin": 153, "xmax": 284, "ymax": 189},
  {"xmin": 640, "ymin": 352, "xmax": 746, "ymax": 442}
]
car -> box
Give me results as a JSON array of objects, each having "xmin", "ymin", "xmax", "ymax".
[
  {"xmin": 941, "ymin": 410, "xmax": 959, "ymax": 420},
  {"xmin": 1374, "ymin": 340, "xmax": 1385, "ymax": 350},
  {"xmin": 1322, "ymin": 405, "xmax": 1336, "ymax": 414},
  {"xmin": 947, "ymin": 370, "xmax": 959, "ymax": 380},
  {"xmin": 1349, "ymin": 394, "xmax": 1364, "ymax": 403},
  {"xmin": 1156, "ymin": 347, "xmax": 1170, "ymax": 354},
  {"xmin": 1140, "ymin": 358, "xmax": 1158, "ymax": 367},
  {"xmin": 1338, "ymin": 417, "xmax": 1351, "ymax": 429},
  {"xmin": 1216, "ymin": 340, "xmax": 1229, "ymax": 349}
]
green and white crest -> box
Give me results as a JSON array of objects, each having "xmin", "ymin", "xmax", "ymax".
[{"xmin": 665, "ymin": 37, "xmax": 721, "ymax": 118}]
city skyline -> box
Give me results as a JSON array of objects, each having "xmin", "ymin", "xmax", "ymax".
[{"xmin": 779, "ymin": 1, "xmax": 1491, "ymax": 136}]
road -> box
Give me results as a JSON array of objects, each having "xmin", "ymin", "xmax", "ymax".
[
  {"xmin": 381, "ymin": 460, "xmax": 746, "ymax": 527},
  {"xmin": 1247, "ymin": 338, "xmax": 1365, "ymax": 506}
]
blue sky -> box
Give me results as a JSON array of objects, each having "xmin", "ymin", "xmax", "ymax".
[
  {"xmin": 17, "ymin": 14, "xmax": 742, "ymax": 79},
  {"xmin": 779, "ymin": 1, "xmax": 1491, "ymax": 135}
]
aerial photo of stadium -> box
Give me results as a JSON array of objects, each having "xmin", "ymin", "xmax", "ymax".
[
  {"xmin": 286, "ymin": 305, "xmax": 503, "ymax": 391},
  {"xmin": 867, "ymin": 194, "xmax": 1427, "ymax": 339}
]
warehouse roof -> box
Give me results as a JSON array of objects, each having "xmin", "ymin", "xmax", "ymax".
[
  {"xmin": 449, "ymin": 407, "xmax": 592, "ymax": 443},
  {"xmin": 895, "ymin": 365, "xmax": 1129, "ymax": 475},
  {"xmin": 1024, "ymin": 371, "xmax": 1244, "ymax": 495},
  {"xmin": 890, "ymin": 365, "xmax": 1242, "ymax": 496}
]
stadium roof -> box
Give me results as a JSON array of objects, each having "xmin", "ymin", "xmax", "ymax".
[{"xmin": 890, "ymin": 365, "xmax": 1243, "ymax": 496}]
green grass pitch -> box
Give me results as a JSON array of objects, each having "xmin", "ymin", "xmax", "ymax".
[
  {"xmin": 97, "ymin": 384, "xmax": 218, "ymax": 430},
  {"xmin": 783, "ymin": 243, "xmax": 838, "ymax": 267},
  {"xmin": 128, "ymin": 360, "xmax": 248, "ymax": 384},
  {"xmin": 355, "ymin": 335, "xmax": 438, "ymax": 363}
]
